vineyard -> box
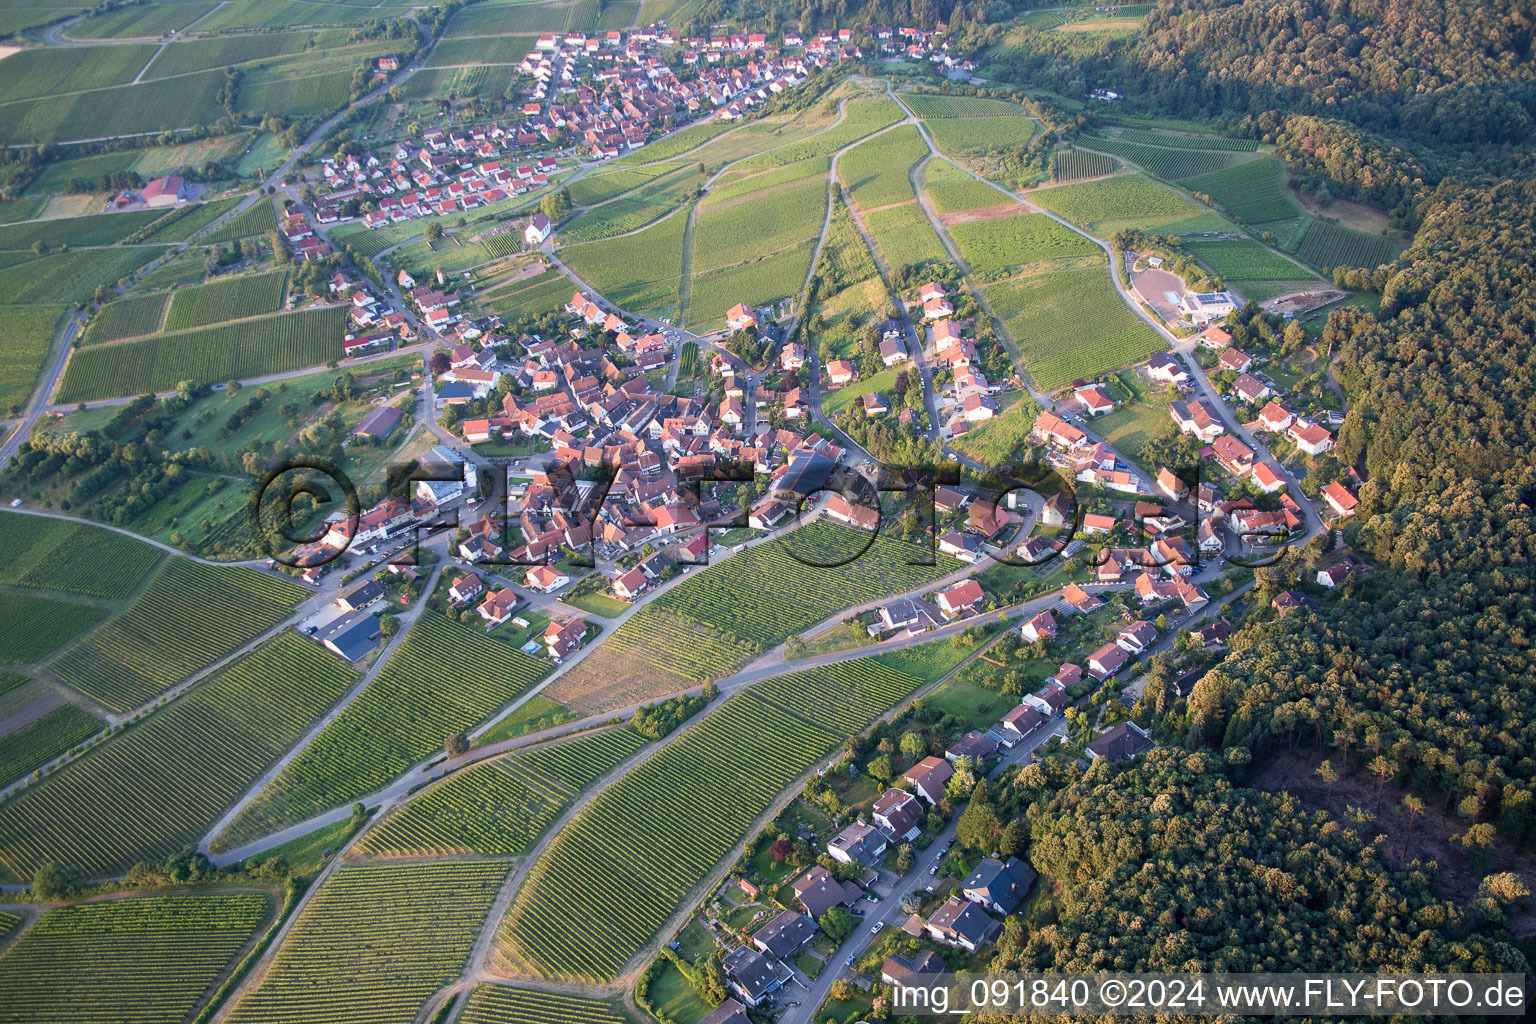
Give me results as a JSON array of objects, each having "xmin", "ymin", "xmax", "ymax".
[
  {"xmin": 924, "ymin": 161, "xmax": 1010, "ymax": 213},
  {"xmin": 693, "ymin": 175, "xmax": 825, "ymax": 273},
  {"xmin": 0, "ymin": 632, "xmax": 354, "ymax": 880},
  {"xmin": 1186, "ymin": 239, "xmax": 1311, "ymax": 281},
  {"xmin": 461, "ymin": 986, "xmax": 630, "ymax": 1024},
  {"xmin": 219, "ymin": 613, "xmax": 550, "ymax": 847},
  {"xmin": 0, "ymin": 247, "xmax": 170, "ymax": 306},
  {"xmin": 0, "ymin": 304, "xmax": 66, "ymax": 412},
  {"xmin": 163, "ymin": 269, "xmax": 287, "ymax": 331},
  {"xmin": 949, "ymin": 213, "xmax": 1101, "ymax": 273},
  {"xmin": 926, "ymin": 116, "xmax": 1037, "ymax": 156},
  {"xmin": 560, "ymin": 209, "xmax": 686, "ymax": 321},
  {"xmin": 57, "ymin": 306, "xmax": 345, "ymax": 403},
  {"xmin": 1079, "ymin": 137, "xmax": 1229, "ymax": 180},
  {"xmin": 0, "ymin": 892, "xmax": 270, "ymax": 1024},
  {"xmin": 500, "ymin": 657, "xmax": 924, "ymax": 981},
  {"xmin": 563, "ymin": 167, "xmax": 702, "ymax": 241},
  {"xmin": 545, "ymin": 606, "xmax": 758, "ymax": 714},
  {"xmin": 677, "ymin": 341, "xmax": 700, "ymax": 380},
  {"xmin": 610, "ymin": 121, "xmax": 736, "ymax": 164},
  {"xmin": 749, "ymin": 660, "xmax": 923, "ymax": 735},
  {"xmin": 904, "ymin": 94, "xmax": 1025, "ymax": 118},
  {"xmin": 1051, "ymin": 150, "xmax": 1117, "ymax": 182},
  {"xmin": 0, "ymin": 515, "xmax": 162, "ymax": 599},
  {"xmin": 984, "ymin": 266, "xmax": 1163, "ymax": 391},
  {"xmin": 1180, "ymin": 156, "xmax": 1300, "ymax": 225},
  {"xmin": 81, "ymin": 293, "xmax": 168, "ymax": 345},
  {"xmin": 50, "ymin": 558, "xmax": 305, "ymax": 713},
  {"xmin": 356, "ymin": 727, "xmax": 646, "ymax": 857},
  {"xmin": 495, "ymin": 694, "xmax": 841, "ymax": 980},
  {"xmin": 686, "ymin": 240, "xmax": 815, "ymax": 331},
  {"xmin": 1117, "ymin": 129, "xmax": 1257, "ymax": 151},
  {"xmin": 0, "ymin": 704, "xmax": 100, "ymax": 787},
  {"xmin": 734, "ymin": 97, "xmax": 905, "ymax": 170},
  {"xmin": 1293, "ymin": 218, "xmax": 1400, "ymax": 271},
  {"xmin": 565, "ymin": 163, "xmax": 683, "ymax": 208},
  {"xmin": 840, "ymin": 126, "xmax": 928, "ymax": 210},
  {"xmin": 226, "ymin": 862, "xmax": 509, "ymax": 1024},
  {"xmin": 201, "ymin": 198, "xmax": 279, "ymax": 244},
  {"xmin": 652, "ymin": 519, "xmax": 960, "ymax": 648},
  {"xmin": 817, "ymin": 199, "xmax": 879, "ymax": 293},
  {"xmin": 484, "ymin": 269, "xmax": 576, "ymax": 321},
  {"xmin": 1030, "ymin": 174, "xmax": 1225, "ymax": 236},
  {"xmin": 865, "ymin": 203, "xmax": 948, "ymax": 273},
  {"xmin": 0, "ymin": 592, "xmax": 107, "ymax": 663}
]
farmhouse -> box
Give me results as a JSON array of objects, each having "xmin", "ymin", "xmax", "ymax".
[
  {"xmin": 142, "ymin": 175, "xmax": 191, "ymax": 207},
  {"xmin": 318, "ymin": 612, "xmax": 381, "ymax": 662},
  {"xmin": 826, "ymin": 493, "xmax": 880, "ymax": 531}
]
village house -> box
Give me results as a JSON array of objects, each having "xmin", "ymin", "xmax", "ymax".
[
  {"xmin": 935, "ymin": 579, "xmax": 984, "ymax": 619},
  {"xmin": 827, "ymin": 821, "xmax": 887, "ymax": 867},
  {"xmin": 961, "ymin": 857, "xmax": 1036, "ymax": 914},
  {"xmin": 904, "ymin": 756, "xmax": 954, "ymax": 803}
]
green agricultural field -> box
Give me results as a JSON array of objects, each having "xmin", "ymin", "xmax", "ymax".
[
  {"xmin": 163, "ymin": 270, "xmax": 288, "ymax": 331},
  {"xmin": 611, "ymin": 121, "xmax": 738, "ymax": 165},
  {"xmin": 1293, "ymin": 218, "xmax": 1401, "ymax": 271},
  {"xmin": 1117, "ymin": 128, "xmax": 1257, "ymax": 151},
  {"xmin": 1180, "ymin": 156, "xmax": 1302, "ymax": 226},
  {"xmin": 865, "ymin": 203, "xmax": 948, "ymax": 274},
  {"xmin": 0, "ymin": 704, "xmax": 101, "ymax": 787},
  {"xmin": 708, "ymin": 156, "xmax": 827, "ymax": 205},
  {"xmin": 693, "ymin": 176, "xmax": 825, "ymax": 274},
  {"xmin": 461, "ymin": 987, "xmax": 631, "ymax": 1024},
  {"xmin": 425, "ymin": 33, "xmax": 537, "ymax": 67},
  {"xmin": 138, "ymin": 197, "xmax": 243, "ymax": 243},
  {"xmin": 926, "ymin": 116, "xmax": 1037, "ymax": 157},
  {"xmin": 984, "ymin": 266, "xmax": 1164, "ymax": 391},
  {"xmin": 0, "ymin": 247, "xmax": 170, "ymax": 306},
  {"xmin": 357, "ymin": 727, "xmax": 647, "ymax": 856},
  {"xmin": 563, "ymin": 166, "xmax": 703, "ymax": 241},
  {"xmin": 686, "ymin": 239, "xmax": 814, "ymax": 331},
  {"xmin": 0, "ymin": 69, "xmax": 230, "ymax": 144},
  {"xmin": 949, "ymin": 213, "xmax": 1101, "ymax": 273},
  {"xmin": 546, "ymin": 606, "xmax": 759, "ymax": 713},
  {"xmin": 226, "ymin": 862, "xmax": 509, "ymax": 1024},
  {"xmin": 904, "ymin": 94, "xmax": 1026, "ymax": 118},
  {"xmin": 0, "ymin": 209, "xmax": 165, "ymax": 250},
  {"xmin": 0, "ymin": 592, "xmax": 107, "ymax": 664},
  {"xmin": 0, "ymin": 893, "xmax": 271, "ymax": 1024},
  {"xmin": 497, "ymin": 659, "xmax": 923, "ymax": 982},
  {"xmin": 735, "ymin": 97, "xmax": 906, "ymax": 171},
  {"xmin": 0, "ymin": 632, "xmax": 354, "ymax": 880},
  {"xmin": 0, "ymin": 45, "xmax": 158, "ymax": 106},
  {"xmin": 219, "ymin": 613, "xmax": 552, "ymax": 847},
  {"xmin": 50, "ymin": 558, "xmax": 305, "ymax": 713},
  {"xmin": 202, "ymin": 199, "xmax": 280, "ymax": 244},
  {"xmin": 1052, "ymin": 150, "xmax": 1118, "ymax": 182},
  {"xmin": 840, "ymin": 126, "xmax": 928, "ymax": 210},
  {"xmin": 652, "ymin": 519, "xmax": 959, "ymax": 649},
  {"xmin": 1080, "ymin": 136, "xmax": 1230, "ymax": 180},
  {"xmin": 0, "ymin": 304, "xmax": 65, "ymax": 412},
  {"xmin": 445, "ymin": 0, "xmax": 576, "ymax": 35},
  {"xmin": 816, "ymin": 198, "xmax": 879, "ymax": 293},
  {"xmin": 560, "ymin": 208, "xmax": 686, "ymax": 320},
  {"xmin": 924, "ymin": 160, "xmax": 1010, "ymax": 213},
  {"xmin": 951, "ymin": 392, "xmax": 1040, "ymax": 466},
  {"xmin": 57, "ymin": 305, "xmax": 344, "ymax": 403},
  {"xmin": 566, "ymin": 164, "xmax": 685, "ymax": 207},
  {"xmin": 236, "ymin": 67, "xmax": 355, "ymax": 119},
  {"xmin": 1186, "ymin": 239, "xmax": 1312, "ymax": 281},
  {"xmin": 0, "ymin": 515, "xmax": 163, "ymax": 599},
  {"xmin": 81, "ymin": 293, "xmax": 168, "ymax": 345},
  {"xmin": 1029, "ymin": 174, "xmax": 1227, "ymax": 237},
  {"xmin": 146, "ymin": 30, "xmax": 326, "ymax": 76},
  {"xmin": 66, "ymin": 1, "xmax": 219, "ymax": 39},
  {"xmin": 128, "ymin": 249, "xmax": 207, "ymax": 293},
  {"xmin": 484, "ymin": 269, "xmax": 575, "ymax": 320}
]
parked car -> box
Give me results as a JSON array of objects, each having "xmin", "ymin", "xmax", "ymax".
[
  {"xmin": 928, "ymin": 865, "xmax": 938, "ymax": 875},
  {"xmin": 871, "ymin": 922, "xmax": 885, "ymax": 934}
]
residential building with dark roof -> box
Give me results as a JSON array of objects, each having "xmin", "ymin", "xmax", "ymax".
[
  {"xmin": 961, "ymin": 856, "xmax": 1036, "ymax": 914},
  {"xmin": 752, "ymin": 909, "xmax": 817, "ymax": 959}
]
